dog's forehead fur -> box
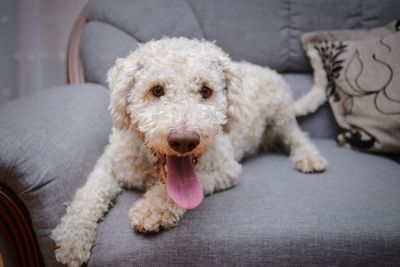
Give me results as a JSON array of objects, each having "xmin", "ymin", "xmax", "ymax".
[
  {"xmin": 128, "ymin": 38, "xmax": 229, "ymax": 96},
  {"xmin": 132, "ymin": 38, "xmax": 228, "ymax": 65}
]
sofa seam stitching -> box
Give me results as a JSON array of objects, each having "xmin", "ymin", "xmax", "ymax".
[
  {"xmin": 85, "ymin": 18, "xmax": 143, "ymax": 43},
  {"xmin": 185, "ymin": 0, "xmax": 207, "ymax": 39},
  {"xmin": 82, "ymin": 20, "xmax": 141, "ymax": 85},
  {"xmin": 287, "ymin": 0, "xmax": 292, "ymax": 72},
  {"xmin": 360, "ymin": 0, "xmax": 363, "ymax": 28}
]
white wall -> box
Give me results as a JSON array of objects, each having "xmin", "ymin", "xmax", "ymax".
[{"xmin": 0, "ymin": 0, "xmax": 87, "ymax": 104}]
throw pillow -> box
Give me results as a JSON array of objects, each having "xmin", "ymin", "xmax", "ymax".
[{"xmin": 298, "ymin": 20, "xmax": 400, "ymax": 154}]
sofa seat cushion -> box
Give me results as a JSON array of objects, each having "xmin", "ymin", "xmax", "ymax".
[{"xmin": 89, "ymin": 139, "xmax": 400, "ymax": 266}]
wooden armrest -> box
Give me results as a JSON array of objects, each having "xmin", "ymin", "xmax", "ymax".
[{"xmin": 0, "ymin": 184, "xmax": 44, "ymax": 267}]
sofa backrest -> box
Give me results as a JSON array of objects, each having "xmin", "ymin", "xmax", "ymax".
[
  {"xmin": 79, "ymin": 0, "xmax": 400, "ymax": 138},
  {"xmin": 81, "ymin": 0, "xmax": 400, "ymax": 85}
]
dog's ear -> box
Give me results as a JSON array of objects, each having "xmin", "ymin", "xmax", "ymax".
[
  {"xmin": 107, "ymin": 57, "xmax": 141, "ymax": 130},
  {"xmin": 220, "ymin": 59, "xmax": 243, "ymax": 133}
]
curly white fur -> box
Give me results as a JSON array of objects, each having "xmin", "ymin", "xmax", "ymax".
[
  {"xmin": 51, "ymin": 37, "xmax": 327, "ymax": 266},
  {"xmin": 294, "ymin": 44, "xmax": 328, "ymax": 116}
]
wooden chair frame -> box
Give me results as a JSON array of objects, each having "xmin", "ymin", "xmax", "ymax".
[{"xmin": 67, "ymin": 8, "xmax": 86, "ymax": 85}]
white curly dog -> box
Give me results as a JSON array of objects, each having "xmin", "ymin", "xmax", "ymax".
[{"xmin": 51, "ymin": 37, "xmax": 327, "ymax": 266}]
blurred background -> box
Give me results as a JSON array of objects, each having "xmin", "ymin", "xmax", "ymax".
[{"xmin": 0, "ymin": 0, "xmax": 87, "ymax": 105}]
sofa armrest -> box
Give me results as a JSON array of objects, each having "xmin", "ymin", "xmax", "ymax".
[{"xmin": 0, "ymin": 84, "xmax": 112, "ymax": 265}]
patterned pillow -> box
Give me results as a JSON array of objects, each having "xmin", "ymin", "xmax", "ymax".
[{"xmin": 298, "ymin": 20, "xmax": 400, "ymax": 155}]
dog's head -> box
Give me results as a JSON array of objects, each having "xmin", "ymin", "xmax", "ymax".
[{"xmin": 107, "ymin": 38, "xmax": 242, "ymax": 209}]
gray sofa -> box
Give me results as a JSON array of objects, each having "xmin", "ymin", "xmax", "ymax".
[{"xmin": 1, "ymin": 0, "xmax": 400, "ymax": 265}]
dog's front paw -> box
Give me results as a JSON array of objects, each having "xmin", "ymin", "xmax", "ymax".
[
  {"xmin": 128, "ymin": 203, "xmax": 182, "ymax": 233},
  {"xmin": 51, "ymin": 219, "xmax": 96, "ymax": 267},
  {"xmin": 294, "ymin": 153, "xmax": 327, "ymax": 173},
  {"xmin": 214, "ymin": 175, "xmax": 238, "ymax": 193}
]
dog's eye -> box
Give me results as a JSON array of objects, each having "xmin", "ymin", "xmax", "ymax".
[
  {"xmin": 151, "ymin": 86, "xmax": 165, "ymax": 97},
  {"xmin": 199, "ymin": 86, "xmax": 212, "ymax": 99}
]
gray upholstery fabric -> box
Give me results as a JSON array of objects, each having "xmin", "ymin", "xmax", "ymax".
[
  {"xmin": 84, "ymin": 0, "xmax": 205, "ymax": 42},
  {"xmin": 80, "ymin": 21, "xmax": 139, "ymax": 85},
  {"xmin": 186, "ymin": 0, "xmax": 289, "ymax": 71},
  {"xmin": 89, "ymin": 139, "xmax": 400, "ymax": 266},
  {"xmin": 82, "ymin": 0, "xmax": 400, "ymax": 78},
  {"xmin": 0, "ymin": 84, "xmax": 112, "ymax": 266}
]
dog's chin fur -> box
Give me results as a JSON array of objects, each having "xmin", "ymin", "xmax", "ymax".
[{"xmin": 51, "ymin": 37, "xmax": 328, "ymax": 267}]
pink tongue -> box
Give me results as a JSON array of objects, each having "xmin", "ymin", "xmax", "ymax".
[{"xmin": 166, "ymin": 156, "xmax": 204, "ymax": 209}]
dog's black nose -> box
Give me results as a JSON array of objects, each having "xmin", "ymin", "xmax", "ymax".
[{"xmin": 168, "ymin": 130, "xmax": 200, "ymax": 154}]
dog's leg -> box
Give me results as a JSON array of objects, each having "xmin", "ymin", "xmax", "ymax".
[
  {"xmin": 278, "ymin": 118, "xmax": 328, "ymax": 173},
  {"xmin": 51, "ymin": 152, "xmax": 121, "ymax": 267},
  {"xmin": 197, "ymin": 169, "xmax": 239, "ymax": 196},
  {"xmin": 129, "ymin": 183, "xmax": 186, "ymax": 233},
  {"xmin": 198, "ymin": 157, "xmax": 241, "ymax": 194}
]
